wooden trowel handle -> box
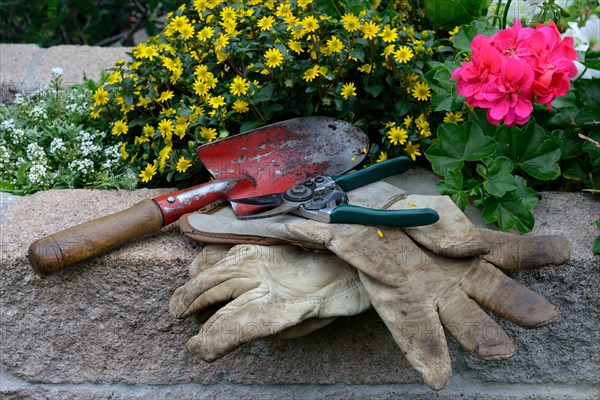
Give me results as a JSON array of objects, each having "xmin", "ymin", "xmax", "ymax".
[{"xmin": 28, "ymin": 199, "xmax": 164, "ymax": 276}]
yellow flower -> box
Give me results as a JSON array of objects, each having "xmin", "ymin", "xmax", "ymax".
[
  {"xmin": 404, "ymin": 142, "xmax": 421, "ymax": 161},
  {"xmin": 107, "ymin": 71, "xmax": 121, "ymax": 84},
  {"xmin": 158, "ymin": 119, "xmax": 174, "ymax": 138},
  {"xmin": 412, "ymin": 81, "xmax": 431, "ymax": 101},
  {"xmin": 214, "ymin": 33, "xmax": 230, "ymax": 50},
  {"xmin": 193, "ymin": 79, "xmax": 210, "ymax": 97},
  {"xmin": 449, "ymin": 26, "xmax": 460, "ymax": 41},
  {"xmin": 142, "ymin": 125, "xmax": 155, "ymax": 139},
  {"xmin": 139, "ymin": 163, "xmax": 157, "ymax": 183},
  {"xmin": 175, "ymin": 123, "xmax": 188, "ymax": 139},
  {"xmin": 443, "ymin": 111, "xmax": 464, "ymax": 124},
  {"xmin": 198, "ymin": 26, "xmax": 215, "ymax": 41},
  {"xmin": 157, "ymin": 90, "xmax": 174, "ymax": 103},
  {"xmin": 276, "ymin": 3, "xmax": 292, "ymax": 17},
  {"xmin": 377, "ymin": 151, "xmax": 388, "ymax": 163},
  {"xmin": 264, "ymin": 48, "xmax": 284, "ymax": 68},
  {"xmin": 340, "ymin": 14, "xmax": 360, "ymax": 32},
  {"xmin": 208, "ymin": 95, "xmax": 226, "ymax": 109},
  {"xmin": 325, "ymin": 36, "xmax": 344, "ymax": 53},
  {"xmin": 303, "ymin": 65, "xmax": 321, "ymax": 82},
  {"xmin": 176, "ymin": 156, "xmax": 193, "ymax": 173},
  {"xmin": 230, "ymin": 76, "xmax": 250, "ymax": 96},
  {"xmin": 179, "ymin": 23, "xmax": 195, "ymax": 40},
  {"xmin": 89, "ymin": 106, "xmax": 101, "ymax": 119},
  {"xmin": 388, "ymin": 126, "xmax": 408, "ymax": 146},
  {"xmin": 341, "ymin": 82, "xmax": 357, "ymax": 100},
  {"xmin": 361, "ymin": 22, "xmax": 379, "ymax": 40},
  {"xmin": 298, "ymin": 0, "xmax": 314, "ymax": 8},
  {"xmin": 112, "ymin": 120, "xmax": 128, "ymax": 136},
  {"xmin": 232, "ymin": 99, "xmax": 250, "ymax": 113},
  {"xmin": 403, "ymin": 115, "xmax": 413, "ymax": 128},
  {"xmin": 357, "ymin": 64, "xmax": 372, "ymax": 74},
  {"xmin": 220, "ymin": 6, "xmax": 237, "ymax": 22},
  {"xmin": 92, "ymin": 86, "xmax": 109, "ymax": 106},
  {"xmin": 119, "ymin": 143, "xmax": 129, "ymax": 160},
  {"xmin": 258, "ymin": 15, "xmax": 276, "ymax": 31},
  {"xmin": 169, "ymin": 15, "xmax": 189, "ymax": 32},
  {"xmin": 289, "ymin": 40, "xmax": 304, "ymax": 54},
  {"xmin": 380, "ymin": 25, "xmax": 398, "ymax": 43},
  {"xmin": 301, "ymin": 16, "xmax": 319, "ymax": 33},
  {"xmin": 159, "ymin": 146, "xmax": 172, "ymax": 170},
  {"xmin": 394, "ymin": 46, "xmax": 414, "ymax": 63},
  {"xmin": 200, "ymin": 126, "xmax": 218, "ymax": 142}
]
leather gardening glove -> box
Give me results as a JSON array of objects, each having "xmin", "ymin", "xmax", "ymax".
[
  {"xmin": 179, "ymin": 180, "xmax": 571, "ymax": 390},
  {"xmin": 169, "ymin": 243, "xmax": 370, "ymax": 362}
]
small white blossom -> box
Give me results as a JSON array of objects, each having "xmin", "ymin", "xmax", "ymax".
[
  {"xmin": 26, "ymin": 143, "xmax": 46, "ymax": 161},
  {"xmin": 50, "ymin": 138, "xmax": 66, "ymax": 155},
  {"xmin": 51, "ymin": 67, "xmax": 64, "ymax": 76},
  {"xmin": 0, "ymin": 118, "xmax": 16, "ymax": 131},
  {"xmin": 28, "ymin": 163, "xmax": 48, "ymax": 185},
  {"xmin": 69, "ymin": 159, "xmax": 95, "ymax": 175}
]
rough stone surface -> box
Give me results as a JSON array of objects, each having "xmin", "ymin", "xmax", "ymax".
[
  {"xmin": 0, "ymin": 44, "xmax": 131, "ymax": 100},
  {"xmin": 1, "ymin": 185, "xmax": 598, "ymax": 399},
  {"xmin": 34, "ymin": 45, "xmax": 131, "ymax": 86}
]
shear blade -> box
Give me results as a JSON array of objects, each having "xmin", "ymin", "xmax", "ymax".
[
  {"xmin": 234, "ymin": 201, "xmax": 302, "ymax": 220},
  {"xmin": 232, "ymin": 193, "xmax": 284, "ymax": 207}
]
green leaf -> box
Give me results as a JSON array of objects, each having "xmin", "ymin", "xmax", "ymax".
[
  {"xmin": 594, "ymin": 219, "xmax": 600, "ymax": 255},
  {"xmin": 482, "ymin": 190, "xmax": 535, "ymax": 233},
  {"xmin": 349, "ymin": 48, "xmax": 365, "ymax": 63},
  {"xmin": 423, "ymin": 0, "xmax": 491, "ymax": 31},
  {"xmin": 451, "ymin": 20, "xmax": 498, "ymax": 53},
  {"xmin": 495, "ymin": 123, "xmax": 561, "ymax": 180},
  {"xmin": 425, "ymin": 121, "xmax": 497, "ymax": 175},
  {"xmin": 477, "ymin": 157, "xmax": 516, "ymax": 198},
  {"xmin": 435, "ymin": 169, "xmax": 468, "ymax": 210},
  {"xmin": 582, "ymin": 46, "xmax": 600, "ymax": 71},
  {"xmin": 364, "ymin": 81, "xmax": 383, "ymax": 98},
  {"xmin": 513, "ymin": 175, "xmax": 539, "ymax": 208}
]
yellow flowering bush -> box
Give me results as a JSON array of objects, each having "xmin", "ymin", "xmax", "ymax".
[{"xmin": 92, "ymin": 0, "xmax": 445, "ymax": 187}]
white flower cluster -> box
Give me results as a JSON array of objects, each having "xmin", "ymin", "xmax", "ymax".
[
  {"xmin": 0, "ymin": 67, "xmax": 131, "ymax": 193},
  {"xmin": 26, "ymin": 142, "xmax": 46, "ymax": 162},
  {"xmin": 68, "ymin": 159, "xmax": 95, "ymax": 176},
  {"xmin": 50, "ymin": 137, "xmax": 67, "ymax": 155},
  {"xmin": 28, "ymin": 164, "xmax": 49, "ymax": 185}
]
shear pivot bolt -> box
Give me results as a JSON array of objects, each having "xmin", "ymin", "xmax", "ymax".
[{"xmin": 284, "ymin": 185, "xmax": 313, "ymax": 201}]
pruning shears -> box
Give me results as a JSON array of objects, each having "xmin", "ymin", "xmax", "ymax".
[{"xmin": 232, "ymin": 157, "xmax": 440, "ymax": 228}]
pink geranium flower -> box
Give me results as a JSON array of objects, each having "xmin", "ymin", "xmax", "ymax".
[
  {"xmin": 452, "ymin": 20, "xmax": 578, "ymax": 125},
  {"xmin": 478, "ymin": 57, "xmax": 534, "ymax": 126}
]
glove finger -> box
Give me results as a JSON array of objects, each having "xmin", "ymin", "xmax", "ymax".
[
  {"xmin": 438, "ymin": 287, "xmax": 516, "ymax": 360},
  {"xmin": 478, "ymin": 229, "xmax": 571, "ymax": 270},
  {"xmin": 170, "ymin": 277, "xmax": 262, "ymax": 318},
  {"xmin": 186, "ymin": 292, "xmax": 320, "ymax": 362},
  {"xmin": 358, "ymin": 272, "xmax": 451, "ymax": 391},
  {"xmin": 397, "ymin": 195, "xmax": 490, "ymax": 258},
  {"xmin": 460, "ymin": 261, "xmax": 559, "ymax": 328},
  {"xmin": 188, "ymin": 244, "xmax": 233, "ymax": 278}
]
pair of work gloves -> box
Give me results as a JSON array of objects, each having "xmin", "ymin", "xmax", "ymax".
[{"xmin": 169, "ymin": 178, "xmax": 571, "ymax": 390}]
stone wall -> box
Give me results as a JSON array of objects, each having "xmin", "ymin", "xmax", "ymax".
[{"xmin": 1, "ymin": 175, "xmax": 598, "ymax": 399}]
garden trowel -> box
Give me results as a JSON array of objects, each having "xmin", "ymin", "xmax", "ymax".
[{"xmin": 28, "ymin": 117, "xmax": 369, "ymax": 275}]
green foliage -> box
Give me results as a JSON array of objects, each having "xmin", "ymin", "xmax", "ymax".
[
  {"xmin": 92, "ymin": 0, "xmax": 447, "ymax": 187},
  {"xmin": 0, "ymin": 0, "xmax": 185, "ymax": 47},
  {"xmin": 423, "ymin": 0, "xmax": 490, "ymax": 31},
  {"xmin": 0, "ymin": 69, "xmax": 137, "ymax": 195}
]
